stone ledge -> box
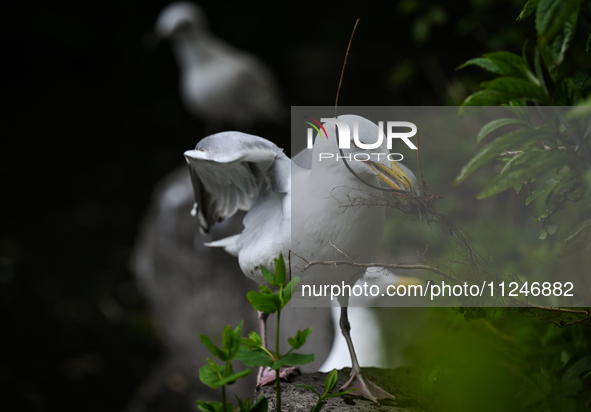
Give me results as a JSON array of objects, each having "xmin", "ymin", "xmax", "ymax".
[{"xmin": 255, "ymin": 367, "xmax": 422, "ymax": 412}]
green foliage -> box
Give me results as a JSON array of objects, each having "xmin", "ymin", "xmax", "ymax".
[
  {"xmin": 295, "ymin": 369, "xmax": 355, "ymax": 412},
  {"xmin": 456, "ymin": 0, "xmax": 591, "ymax": 241},
  {"xmin": 197, "ymin": 321, "xmax": 268, "ymax": 412},
  {"xmin": 241, "ymin": 254, "xmax": 314, "ymax": 411},
  {"xmin": 246, "ymin": 254, "xmax": 301, "ymax": 314}
]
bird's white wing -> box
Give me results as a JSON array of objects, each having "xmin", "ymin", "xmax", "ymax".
[{"xmin": 184, "ymin": 131, "xmax": 287, "ymax": 233}]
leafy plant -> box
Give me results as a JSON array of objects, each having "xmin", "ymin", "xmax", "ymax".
[
  {"xmin": 295, "ymin": 369, "xmax": 355, "ymax": 412},
  {"xmin": 237, "ymin": 254, "xmax": 315, "ymax": 412},
  {"xmin": 456, "ymin": 0, "xmax": 591, "ymax": 242},
  {"xmin": 197, "ymin": 321, "xmax": 257, "ymax": 412}
]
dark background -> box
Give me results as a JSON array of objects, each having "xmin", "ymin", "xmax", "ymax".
[{"xmin": 2, "ymin": 1, "xmax": 541, "ymax": 411}]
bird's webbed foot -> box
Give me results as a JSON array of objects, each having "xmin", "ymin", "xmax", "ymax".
[{"xmin": 340, "ymin": 369, "xmax": 396, "ymax": 403}]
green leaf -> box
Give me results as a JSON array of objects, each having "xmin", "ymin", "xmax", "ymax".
[
  {"xmin": 322, "ymin": 390, "xmax": 356, "ymax": 399},
  {"xmin": 247, "ymin": 291, "xmax": 281, "ymax": 314},
  {"xmin": 222, "ymin": 325, "xmax": 235, "ymax": 358},
  {"xmin": 236, "ymin": 346, "xmax": 274, "ymax": 368},
  {"xmin": 516, "ymin": 0, "xmax": 540, "ymax": 21},
  {"xmin": 230, "ymin": 321, "xmax": 244, "ymax": 358},
  {"xmin": 275, "ymin": 254, "xmax": 286, "ymax": 287},
  {"xmin": 539, "ymin": 6, "xmax": 579, "ymax": 70},
  {"xmin": 476, "ymin": 148, "xmax": 572, "ymax": 199},
  {"xmin": 564, "ymin": 355, "xmax": 591, "ymax": 380},
  {"xmin": 197, "ymin": 400, "xmax": 232, "ymax": 412},
  {"xmin": 201, "ymin": 334, "xmax": 227, "ymax": 361},
  {"xmin": 282, "ymin": 277, "xmax": 301, "ymax": 307},
  {"xmin": 199, "ymin": 361, "xmax": 223, "ymax": 388},
  {"xmin": 460, "ymin": 90, "xmax": 512, "ymax": 114},
  {"xmin": 288, "ymin": 328, "xmax": 313, "ymax": 350},
  {"xmin": 241, "ymin": 331, "xmax": 263, "ymax": 350},
  {"xmin": 476, "ymin": 118, "xmax": 530, "ymax": 143},
  {"xmin": 561, "ymin": 219, "xmax": 591, "ymax": 256},
  {"xmin": 258, "ymin": 284, "xmax": 274, "ymax": 294},
  {"xmin": 215, "ymin": 369, "xmax": 252, "ymax": 388},
  {"xmin": 457, "ymin": 57, "xmax": 501, "ymax": 74},
  {"xmin": 482, "ymin": 77, "xmax": 548, "ymax": 103},
  {"xmin": 572, "ymin": 68, "xmax": 591, "ymax": 96},
  {"xmin": 455, "ymin": 128, "xmax": 553, "ymax": 184},
  {"xmin": 483, "ymin": 52, "xmax": 537, "ymax": 82},
  {"xmin": 536, "ymin": 0, "xmax": 583, "ymax": 50},
  {"xmin": 272, "ymin": 353, "xmax": 315, "ymax": 369},
  {"xmin": 260, "ymin": 265, "xmax": 278, "ymax": 287},
  {"xmin": 539, "ymin": 228, "xmax": 548, "ymax": 240},
  {"xmin": 324, "ymin": 369, "xmax": 338, "ymax": 393},
  {"xmin": 554, "ymin": 78, "xmax": 583, "ymax": 105},
  {"xmin": 248, "ymin": 396, "xmax": 268, "ymax": 412},
  {"xmin": 525, "ymin": 178, "xmax": 559, "ymax": 205},
  {"xmin": 546, "ymin": 223, "xmax": 559, "ymax": 235}
]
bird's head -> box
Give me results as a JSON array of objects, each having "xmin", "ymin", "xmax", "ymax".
[
  {"xmin": 312, "ymin": 115, "xmax": 418, "ymax": 196},
  {"xmin": 155, "ymin": 2, "xmax": 208, "ymax": 38}
]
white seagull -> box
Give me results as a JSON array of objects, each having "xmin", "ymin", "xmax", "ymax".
[
  {"xmin": 156, "ymin": 2, "xmax": 284, "ymax": 126},
  {"xmin": 184, "ymin": 115, "xmax": 417, "ymax": 402}
]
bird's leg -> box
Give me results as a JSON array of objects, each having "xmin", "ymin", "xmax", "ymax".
[
  {"xmin": 256, "ymin": 310, "xmax": 299, "ymax": 387},
  {"xmin": 257, "ymin": 311, "xmax": 270, "ymax": 385},
  {"xmin": 339, "ymin": 306, "xmax": 396, "ymax": 403}
]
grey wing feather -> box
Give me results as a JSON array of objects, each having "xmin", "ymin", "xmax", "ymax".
[{"xmin": 184, "ymin": 131, "xmax": 287, "ymax": 233}]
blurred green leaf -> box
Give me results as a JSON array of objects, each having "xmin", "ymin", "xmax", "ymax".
[
  {"xmin": 201, "ymin": 334, "xmax": 227, "ymax": 361},
  {"xmin": 282, "ymin": 276, "xmax": 300, "ymax": 307},
  {"xmin": 241, "ymin": 331, "xmax": 263, "ymax": 350},
  {"xmin": 476, "ymin": 118, "xmax": 530, "ymax": 143},
  {"xmin": 477, "ymin": 148, "xmax": 572, "ymax": 199},
  {"xmin": 561, "ymin": 219, "xmax": 591, "ymax": 256},
  {"xmin": 554, "ymin": 78, "xmax": 583, "ymax": 105},
  {"xmin": 288, "ymin": 328, "xmax": 313, "ymax": 350},
  {"xmin": 324, "ymin": 369, "xmax": 338, "ymax": 393},
  {"xmin": 247, "ymin": 396, "xmax": 268, "ymax": 412},
  {"xmin": 197, "ymin": 400, "xmax": 233, "ymax": 412},
  {"xmin": 236, "ymin": 346, "xmax": 274, "ymax": 368},
  {"xmin": 546, "ymin": 223, "xmax": 559, "ymax": 235},
  {"xmin": 572, "ymin": 68, "xmax": 591, "ymax": 96},
  {"xmin": 538, "ymin": 3, "xmax": 580, "ymax": 69},
  {"xmin": 587, "ymin": 32, "xmax": 591, "ymax": 55},
  {"xmin": 258, "ymin": 284, "xmax": 273, "ymax": 294},
  {"xmin": 525, "ymin": 178, "xmax": 558, "ymax": 205},
  {"xmin": 275, "ymin": 254, "xmax": 286, "ymax": 287},
  {"xmin": 247, "ymin": 291, "xmax": 280, "ymax": 314},
  {"xmin": 519, "ymin": 372, "xmax": 552, "ymax": 407},
  {"xmin": 563, "ymin": 355, "xmax": 591, "ymax": 380},
  {"xmin": 272, "ymin": 352, "xmax": 314, "ymax": 369},
  {"xmin": 483, "ymin": 52, "xmax": 537, "ymax": 82},
  {"xmin": 517, "ymin": 0, "xmax": 540, "ymax": 21},
  {"xmin": 536, "ymin": 0, "xmax": 583, "ymax": 49},
  {"xmin": 482, "ymin": 77, "xmax": 549, "ymax": 103},
  {"xmin": 199, "ymin": 360, "xmax": 222, "ymax": 388},
  {"xmin": 455, "ymin": 128, "xmax": 552, "ymax": 184},
  {"xmin": 261, "ymin": 265, "xmax": 278, "ymax": 288},
  {"xmin": 457, "ymin": 57, "xmax": 501, "ymax": 74}
]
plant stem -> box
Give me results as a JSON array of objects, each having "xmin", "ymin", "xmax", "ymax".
[
  {"xmin": 221, "ymin": 385, "xmax": 226, "ymax": 411},
  {"xmin": 276, "ymin": 308, "xmax": 281, "ymax": 411}
]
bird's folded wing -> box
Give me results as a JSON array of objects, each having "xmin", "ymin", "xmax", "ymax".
[{"xmin": 184, "ymin": 132, "xmax": 288, "ymax": 233}]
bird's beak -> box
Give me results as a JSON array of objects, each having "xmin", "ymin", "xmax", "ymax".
[{"xmin": 363, "ymin": 160, "xmax": 415, "ymax": 194}]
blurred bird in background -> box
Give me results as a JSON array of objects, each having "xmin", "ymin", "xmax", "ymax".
[{"xmin": 155, "ymin": 2, "xmax": 286, "ymax": 129}]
